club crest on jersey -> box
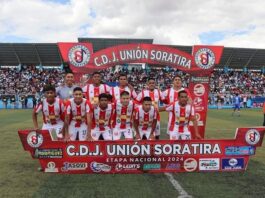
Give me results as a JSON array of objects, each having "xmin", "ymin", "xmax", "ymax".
[
  {"xmin": 195, "ymin": 48, "xmax": 215, "ymax": 69},
  {"xmin": 68, "ymin": 45, "xmax": 91, "ymax": 67}
]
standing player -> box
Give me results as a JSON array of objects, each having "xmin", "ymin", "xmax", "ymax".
[
  {"xmin": 133, "ymin": 97, "xmax": 158, "ymax": 140},
  {"xmin": 136, "ymin": 78, "xmax": 164, "ymax": 139},
  {"xmin": 160, "ymin": 90, "xmax": 201, "ymax": 140},
  {"xmin": 162, "ymin": 75, "xmax": 192, "ymax": 104},
  {"xmin": 64, "ymin": 87, "xmax": 87, "ymax": 141},
  {"xmin": 56, "ymin": 71, "xmax": 77, "ymax": 101},
  {"xmin": 86, "ymin": 93, "xmax": 113, "ymax": 141},
  {"xmin": 163, "ymin": 75, "xmax": 192, "ymax": 134},
  {"xmin": 112, "ymin": 91, "xmax": 135, "ymax": 140},
  {"xmin": 232, "ymin": 93, "xmax": 241, "ymax": 117},
  {"xmin": 82, "ymin": 72, "xmax": 110, "ymax": 105},
  {"xmin": 32, "ymin": 84, "xmax": 65, "ymax": 139},
  {"xmin": 111, "ymin": 73, "xmax": 137, "ymax": 102}
]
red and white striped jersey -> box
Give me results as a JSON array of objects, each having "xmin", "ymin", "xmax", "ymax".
[
  {"xmin": 65, "ymin": 98, "xmax": 87, "ymax": 127},
  {"xmin": 82, "ymin": 84, "xmax": 110, "ymax": 104},
  {"xmin": 111, "ymin": 86, "xmax": 137, "ymax": 102},
  {"xmin": 162, "ymin": 87, "xmax": 191, "ymax": 104},
  {"xmin": 112, "ymin": 100, "xmax": 135, "ymax": 129},
  {"xmin": 166, "ymin": 101, "xmax": 195, "ymax": 133},
  {"xmin": 34, "ymin": 98, "xmax": 64, "ymax": 125},
  {"xmin": 87, "ymin": 104, "xmax": 113, "ymax": 131},
  {"xmin": 136, "ymin": 89, "xmax": 164, "ymax": 108},
  {"xmin": 134, "ymin": 105, "xmax": 158, "ymax": 130}
]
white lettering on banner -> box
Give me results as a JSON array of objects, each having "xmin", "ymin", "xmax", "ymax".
[
  {"xmin": 66, "ymin": 144, "xmax": 102, "ymax": 156},
  {"xmin": 120, "ymin": 49, "xmax": 148, "ymax": 60},
  {"xmin": 66, "ymin": 144, "xmax": 221, "ymax": 157},
  {"xmin": 93, "ymin": 49, "xmax": 192, "ymax": 68},
  {"xmin": 150, "ymin": 50, "xmax": 191, "ymax": 68}
]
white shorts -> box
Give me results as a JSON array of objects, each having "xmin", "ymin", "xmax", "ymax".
[
  {"xmin": 139, "ymin": 128, "xmax": 152, "ymax": 140},
  {"xmin": 69, "ymin": 122, "xmax": 87, "ymax": 141},
  {"xmin": 42, "ymin": 121, "xmax": 64, "ymax": 139},
  {"xmin": 154, "ymin": 121, "xmax": 161, "ymax": 136},
  {"xmin": 112, "ymin": 127, "xmax": 133, "ymax": 140},
  {"xmin": 91, "ymin": 127, "xmax": 112, "ymax": 140},
  {"xmin": 169, "ymin": 131, "xmax": 191, "ymax": 140}
]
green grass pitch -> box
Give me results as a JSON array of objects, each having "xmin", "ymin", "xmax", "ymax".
[{"xmin": 0, "ymin": 109, "xmax": 264, "ymax": 198}]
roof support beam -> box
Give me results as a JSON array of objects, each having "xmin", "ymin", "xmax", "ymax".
[
  {"xmin": 33, "ymin": 44, "xmax": 42, "ymax": 65},
  {"xmin": 11, "ymin": 44, "xmax": 21, "ymax": 65},
  {"xmin": 245, "ymin": 49, "xmax": 258, "ymax": 67}
]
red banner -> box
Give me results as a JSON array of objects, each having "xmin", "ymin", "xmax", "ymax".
[
  {"xmin": 57, "ymin": 42, "xmax": 94, "ymax": 73},
  {"xmin": 57, "ymin": 42, "xmax": 224, "ymax": 139},
  {"xmin": 57, "ymin": 43, "xmax": 223, "ymax": 75},
  {"xmin": 188, "ymin": 76, "xmax": 211, "ymax": 138},
  {"xmin": 18, "ymin": 128, "xmax": 264, "ymax": 174}
]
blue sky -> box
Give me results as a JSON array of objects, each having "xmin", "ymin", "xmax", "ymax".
[{"xmin": 0, "ymin": 0, "xmax": 264, "ymax": 48}]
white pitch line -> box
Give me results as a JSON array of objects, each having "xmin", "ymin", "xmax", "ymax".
[{"xmin": 164, "ymin": 173, "xmax": 192, "ymax": 198}]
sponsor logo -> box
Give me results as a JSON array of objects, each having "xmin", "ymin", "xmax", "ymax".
[
  {"xmin": 193, "ymin": 84, "xmax": 205, "ymax": 96},
  {"xmin": 90, "ymin": 162, "xmax": 111, "ymax": 173},
  {"xmin": 195, "ymin": 106, "xmax": 205, "ymax": 112},
  {"xmin": 190, "ymin": 76, "xmax": 210, "ymax": 83},
  {"xmin": 166, "ymin": 163, "xmax": 181, "ymax": 170},
  {"xmin": 61, "ymin": 162, "xmax": 88, "ymax": 171},
  {"xmin": 45, "ymin": 161, "xmax": 58, "ymax": 173},
  {"xmin": 115, "ymin": 163, "xmax": 140, "ymax": 171},
  {"xmin": 225, "ymin": 146, "xmax": 255, "ymax": 156},
  {"xmin": 34, "ymin": 148, "xmax": 63, "ymax": 158},
  {"xmin": 222, "ymin": 158, "xmax": 244, "ymax": 170},
  {"xmin": 199, "ymin": 158, "xmax": 220, "ymax": 171},
  {"xmin": 143, "ymin": 164, "xmax": 161, "ymax": 170},
  {"xmin": 195, "ymin": 113, "xmax": 201, "ymax": 121},
  {"xmin": 184, "ymin": 158, "xmax": 197, "ymax": 172},
  {"xmin": 195, "ymin": 48, "xmax": 215, "ymax": 69},
  {"xmin": 27, "ymin": 131, "xmax": 43, "ymax": 148},
  {"xmin": 194, "ymin": 97, "xmax": 203, "ymax": 106},
  {"xmin": 245, "ymin": 129, "xmax": 260, "ymax": 145},
  {"xmin": 68, "ymin": 45, "xmax": 91, "ymax": 67}
]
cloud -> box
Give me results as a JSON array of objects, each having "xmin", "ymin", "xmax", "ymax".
[{"xmin": 1, "ymin": 0, "xmax": 265, "ymax": 48}]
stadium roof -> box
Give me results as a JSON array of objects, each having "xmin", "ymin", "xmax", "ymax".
[{"xmin": 0, "ymin": 38, "xmax": 264, "ymax": 69}]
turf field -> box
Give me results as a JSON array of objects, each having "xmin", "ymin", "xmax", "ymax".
[{"xmin": 0, "ymin": 109, "xmax": 264, "ymax": 198}]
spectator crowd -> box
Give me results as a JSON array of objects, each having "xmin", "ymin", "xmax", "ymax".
[{"xmin": 0, "ymin": 65, "xmax": 264, "ymax": 108}]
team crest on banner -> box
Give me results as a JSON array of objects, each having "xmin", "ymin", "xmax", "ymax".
[
  {"xmin": 68, "ymin": 45, "xmax": 91, "ymax": 67},
  {"xmin": 27, "ymin": 131, "xmax": 43, "ymax": 148},
  {"xmin": 195, "ymin": 48, "xmax": 215, "ymax": 69},
  {"xmin": 245, "ymin": 129, "xmax": 261, "ymax": 145}
]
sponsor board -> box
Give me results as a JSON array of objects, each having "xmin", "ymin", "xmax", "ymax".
[
  {"xmin": 199, "ymin": 158, "xmax": 220, "ymax": 171},
  {"xmin": 45, "ymin": 161, "xmax": 58, "ymax": 173},
  {"xmin": 225, "ymin": 146, "xmax": 255, "ymax": 156},
  {"xmin": 143, "ymin": 164, "xmax": 161, "ymax": 170},
  {"xmin": 61, "ymin": 162, "xmax": 88, "ymax": 171},
  {"xmin": 90, "ymin": 162, "xmax": 111, "ymax": 173},
  {"xmin": 34, "ymin": 148, "xmax": 63, "ymax": 158},
  {"xmin": 115, "ymin": 163, "xmax": 141, "ymax": 171},
  {"xmin": 166, "ymin": 163, "xmax": 181, "ymax": 170},
  {"xmin": 184, "ymin": 158, "xmax": 197, "ymax": 172},
  {"xmin": 222, "ymin": 158, "xmax": 244, "ymax": 170}
]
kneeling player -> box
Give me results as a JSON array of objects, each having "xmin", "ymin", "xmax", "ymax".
[
  {"xmin": 161, "ymin": 90, "xmax": 201, "ymax": 140},
  {"xmin": 87, "ymin": 93, "xmax": 113, "ymax": 141},
  {"xmin": 32, "ymin": 84, "xmax": 65, "ymax": 139},
  {"xmin": 64, "ymin": 87, "xmax": 88, "ymax": 141},
  {"xmin": 112, "ymin": 91, "xmax": 135, "ymax": 140},
  {"xmin": 133, "ymin": 97, "xmax": 158, "ymax": 140}
]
